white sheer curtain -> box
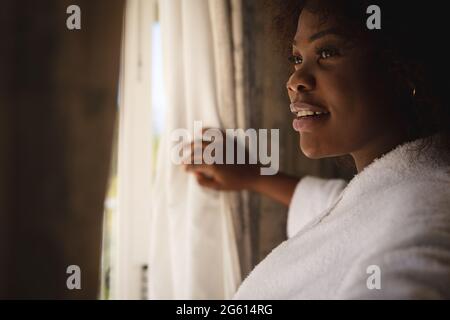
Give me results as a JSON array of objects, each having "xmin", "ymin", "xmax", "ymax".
[
  {"xmin": 112, "ymin": 0, "xmax": 156, "ymax": 300},
  {"xmin": 149, "ymin": 0, "xmax": 243, "ymax": 299}
]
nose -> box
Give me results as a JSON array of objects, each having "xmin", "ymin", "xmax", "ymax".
[{"xmin": 286, "ymin": 68, "xmax": 315, "ymax": 94}]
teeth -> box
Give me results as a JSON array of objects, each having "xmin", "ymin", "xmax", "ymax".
[{"xmin": 296, "ymin": 110, "xmax": 328, "ymax": 117}]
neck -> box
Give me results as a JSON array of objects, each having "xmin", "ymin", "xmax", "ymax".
[{"xmin": 351, "ymin": 132, "xmax": 411, "ymax": 173}]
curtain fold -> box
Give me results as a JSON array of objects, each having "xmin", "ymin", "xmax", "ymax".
[
  {"xmin": 149, "ymin": 0, "xmax": 246, "ymax": 299},
  {"xmin": 208, "ymin": 0, "xmax": 256, "ymax": 281},
  {"xmin": 113, "ymin": 0, "xmax": 155, "ymax": 300}
]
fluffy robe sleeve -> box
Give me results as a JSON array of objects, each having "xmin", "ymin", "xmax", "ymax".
[{"xmin": 287, "ymin": 176, "xmax": 348, "ymax": 238}]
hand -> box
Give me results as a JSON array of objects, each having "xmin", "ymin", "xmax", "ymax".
[{"xmin": 182, "ymin": 132, "xmax": 260, "ymax": 191}]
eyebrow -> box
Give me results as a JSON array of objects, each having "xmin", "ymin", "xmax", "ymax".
[{"xmin": 293, "ymin": 28, "xmax": 343, "ymax": 46}]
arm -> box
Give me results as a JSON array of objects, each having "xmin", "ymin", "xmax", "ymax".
[
  {"xmin": 182, "ymin": 134, "xmax": 300, "ymax": 207},
  {"xmin": 184, "ymin": 162, "xmax": 300, "ymax": 207},
  {"xmin": 248, "ymin": 172, "xmax": 300, "ymax": 207}
]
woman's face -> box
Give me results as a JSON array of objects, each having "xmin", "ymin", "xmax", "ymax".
[{"xmin": 287, "ymin": 9, "xmax": 405, "ymax": 164}]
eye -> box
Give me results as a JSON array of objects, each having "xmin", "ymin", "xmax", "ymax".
[
  {"xmin": 317, "ymin": 47, "xmax": 340, "ymax": 60},
  {"xmin": 288, "ymin": 55, "xmax": 303, "ymax": 65}
]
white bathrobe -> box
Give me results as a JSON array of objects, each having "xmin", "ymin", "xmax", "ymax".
[{"xmin": 233, "ymin": 137, "xmax": 450, "ymax": 299}]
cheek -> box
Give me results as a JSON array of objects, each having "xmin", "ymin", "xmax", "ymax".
[
  {"xmin": 300, "ymin": 67, "xmax": 386, "ymax": 156},
  {"xmin": 329, "ymin": 60, "xmax": 387, "ymax": 120}
]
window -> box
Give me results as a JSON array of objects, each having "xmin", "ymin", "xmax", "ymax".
[{"xmin": 100, "ymin": 0, "xmax": 164, "ymax": 300}]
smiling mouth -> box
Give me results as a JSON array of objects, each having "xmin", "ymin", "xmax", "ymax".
[
  {"xmin": 294, "ymin": 110, "xmax": 329, "ymax": 118},
  {"xmin": 290, "ymin": 102, "xmax": 330, "ymax": 116},
  {"xmin": 290, "ymin": 103, "xmax": 330, "ymax": 132}
]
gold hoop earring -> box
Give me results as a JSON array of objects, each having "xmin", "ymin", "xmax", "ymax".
[{"xmin": 412, "ymin": 88, "xmax": 416, "ymax": 97}]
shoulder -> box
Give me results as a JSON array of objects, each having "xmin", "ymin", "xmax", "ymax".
[
  {"xmin": 385, "ymin": 175, "xmax": 450, "ymax": 219},
  {"xmin": 293, "ymin": 175, "xmax": 348, "ymax": 205}
]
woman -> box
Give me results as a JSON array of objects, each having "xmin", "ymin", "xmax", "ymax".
[{"xmin": 185, "ymin": 0, "xmax": 450, "ymax": 299}]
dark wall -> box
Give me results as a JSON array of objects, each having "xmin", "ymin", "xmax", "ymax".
[{"xmin": 0, "ymin": 0, "xmax": 124, "ymax": 299}]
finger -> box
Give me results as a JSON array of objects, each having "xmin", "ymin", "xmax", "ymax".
[
  {"xmin": 180, "ymin": 147, "xmax": 204, "ymax": 165},
  {"xmin": 194, "ymin": 171, "xmax": 204, "ymax": 178},
  {"xmin": 181, "ymin": 154, "xmax": 201, "ymax": 165},
  {"xmin": 181, "ymin": 140, "xmax": 210, "ymax": 160},
  {"xmin": 201, "ymin": 127, "xmax": 213, "ymax": 135},
  {"xmin": 202, "ymin": 127, "xmax": 225, "ymax": 137},
  {"xmin": 184, "ymin": 142, "xmax": 217, "ymax": 165},
  {"xmin": 184, "ymin": 163, "xmax": 214, "ymax": 176},
  {"xmin": 196, "ymin": 175, "xmax": 221, "ymax": 190},
  {"xmin": 202, "ymin": 128, "xmax": 226, "ymax": 147},
  {"xmin": 186, "ymin": 165, "xmax": 215, "ymax": 180},
  {"xmin": 182, "ymin": 133, "xmax": 224, "ymax": 154},
  {"xmin": 181, "ymin": 152, "xmax": 204, "ymax": 166},
  {"xmin": 194, "ymin": 170, "xmax": 214, "ymax": 179},
  {"xmin": 182, "ymin": 139, "xmax": 210, "ymax": 151}
]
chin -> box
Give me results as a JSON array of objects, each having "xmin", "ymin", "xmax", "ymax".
[
  {"xmin": 299, "ymin": 136, "xmax": 328, "ymax": 159},
  {"xmin": 299, "ymin": 144, "xmax": 324, "ymax": 159},
  {"xmin": 301, "ymin": 148, "xmax": 325, "ymax": 159}
]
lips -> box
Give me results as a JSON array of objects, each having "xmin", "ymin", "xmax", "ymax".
[{"xmin": 290, "ymin": 101, "xmax": 330, "ymax": 133}]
